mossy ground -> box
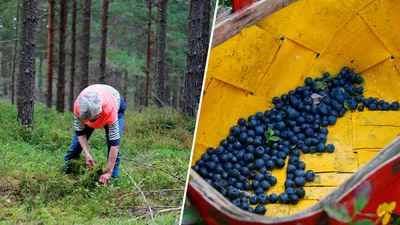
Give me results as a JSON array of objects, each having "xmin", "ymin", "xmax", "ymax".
[{"xmin": 0, "ymin": 100, "xmax": 194, "ymax": 224}]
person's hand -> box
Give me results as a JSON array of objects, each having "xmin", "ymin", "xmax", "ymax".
[
  {"xmin": 99, "ymin": 172, "xmax": 112, "ymax": 184},
  {"xmin": 85, "ymin": 154, "xmax": 95, "ymax": 168}
]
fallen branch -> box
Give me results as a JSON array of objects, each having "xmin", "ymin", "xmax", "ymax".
[
  {"xmin": 131, "ymin": 160, "xmax": 185, "ymax": 184},
  {"xmin": 121, "ymin": 166, "xmax": 155, "ymax": 221},
  {"xmin": 117, "ymin": 188, "xmax": 184, "ymax": 201},
  {"xmin": 131, "ymin": 207, "xmax": 182, "ymax": 221},
  {"xmin": 151, "ymin": 92, "xmax": 169, "ymax": 107}
]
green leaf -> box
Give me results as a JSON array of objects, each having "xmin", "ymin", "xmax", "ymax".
[
  {"xmin": 354, "ymin": 182, "xmax": 372, "ymax": 212},
  {"xmin": 268, "ymin": 127, "xmax": 274, "ymax": 136},
  {"xmin": 340, "ymin": 87, "xmax": 345, "ymax": 93},
  {"xmin": 323, "ymin": 202, "xmax": 351, "ymax": 223},
  {"xmin": 265, "ymin": 133, "xmax": 270, "ymax": 140},
  {"xmin": 359, "ymin": 75, "xmax": 366, "ymax": 85},
  {"xmin": 290, "ymin": 145, "xmax": 296, "ymax": 150},
  {"xmin": 344, "ymin": 102, "xmax": 350, "ymax": 110},
  {"xmin": 352, "ymin": 219, "xmax": 375, "ymax": 225},
  {"xmin": 181, "ymin": 199, "xmax": 203, "ymax": 225},
  {"xmin": 270, "ymin": 136, "xmax": 280, "ymax": 142},
  {"xmin": 316, "ymin": 81, "xmax": 327, "ymax": 90}
]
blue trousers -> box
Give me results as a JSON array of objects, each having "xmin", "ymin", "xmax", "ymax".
[{"xmin": 64, "ymin": 98, "xmax": 126, "ymax": 178}]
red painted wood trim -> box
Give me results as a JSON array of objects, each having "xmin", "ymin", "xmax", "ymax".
[{"xmin": 232, "ymin": 0, "xmax": 253, "ymax": 11}]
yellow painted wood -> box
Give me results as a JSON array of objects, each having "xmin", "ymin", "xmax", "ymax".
[
  {"xmin": 358, "ymin": 151, "xmax": 379, "ymax": 167},
  {"xmin": 206, "ymin": 26, "xmax": 281, "ymax": 93},
  {"xmin": 254, "ymin": 38, "xmax": 317, "ymax": 100},
  {"xmin": 193, "ymin": 0, "xmax": 400, "ymax": 216},
  {"xmin": 195, "ymin": 79, "xmax": 250, "ymax": 148},
  {"xmin": 360, "ymin": 0, "xmax": 400, "ymax": 59},
  {"xmin": 256, "ymin": 0, "xmax": 355, "ymax": 53},
  {"xmin": 361, "ymin": 58, "xmax": 400, "ymax": 102},
  {"xmin": 340, "ymin": 0, "xmax": 375, "ymax": 12},
  {"xmin": 308, "ymin": 16, "xmax": 391, "ymax": 77},
  {"xmin": 289, "ymin": 200, "xmax": 318, "ymax": 214},
  {"xmin": 304, "ymin": 173, "xmax": 353, "ymax": 187},
  {"xmin": 303, "ymin": 187, "xmax": 337, "ymax": 200}
]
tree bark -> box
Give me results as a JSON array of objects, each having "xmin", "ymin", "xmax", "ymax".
[
  {"xmin": 145, "ymin": 0, "xmax": 152, "ymax": 107},
  {"xmin": 46, "ymin": 0, "xmax": 55, "ymax": 108},
  {"xmin": 99, "ymin": 0, "xmax": 109, "ymax": 84},
  {"xmin": 17, "ymin": 0, "xmax": 38, "ymax": 128},
  {"xmin": 154, "ymin": 0, "xmax": 167, "ymax": 107},
  {"xmin": 56, "ymin": 0, "xmax": 68, "ymax": 113},
  {"xmin": 123, "ymin": 71, "xmax": 128, "ymax": 102},
  {"xmin": 11, "ymin": 0, "xmax": 21, "ymax": 105},
  {"xmin": 69, "ymin": 0, "xmax": 77, "ymax": 111},
  {"xmin": 1, "ymin": 52, "xmax": 8, "ymax": 96},
  {"xmin": 79, "ymin": 0, "xmax": 91, "ymax": 93},
  {"xmin": 202, "ymin": 0, "xmax": 211, "ymax": 65},
  {"xmin": 38, "ymin": 51, "xmax": 43, "ymax": 93},
  {"xmin": 182, "ymin": 0, "xmax": 205, "ymax": 116}
]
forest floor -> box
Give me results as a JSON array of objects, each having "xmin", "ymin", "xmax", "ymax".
[{"xmin": 0, "ymin": 100, "xmax": 194, "ymax": 224}]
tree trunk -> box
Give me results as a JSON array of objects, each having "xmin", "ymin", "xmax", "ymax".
[
  {"xmin": 135, "ymin": 75, "xmax": 140, "ymax": 107},
  {"xmin": 38, "ymin": 51, "xmax": 43, "ymax": 93},
  {"xmin": 202, "ymin": 0, "xmax": 211, "ymax": 65},
  {"xmin": 46, "ymin": 0, "xmax": 55, "ymax": 108},
  {"xmin": 11, "ymin": 0, "xmax": 21, "ymax": 105},
  {"xmin": 56, "ymin": 0, "xmax": 68, "ymax": 113},
  {"xmin": 17, "ymin": 0, "xmax": 38, "ymax": 128},
  {"xmin": 182, "ymin": 0, "xmax": 205, "ymax": 116},
  {"xmin": 2, "ymin": 52, "xmax": 8, "ymax": 96},
  {"xmin": 69, "ymin": 0, "xmax": 77, "ymax": 111},
  {"xmin": 145, "ymin": 0, "xmax": 152, "ymax": 107},
  {"xmin": 79, "ymin": 0, "xmax": 91, "ymax": 93},
  {"xmin": 123, "ymin": 71, "xmax": 128, "ymax": 102},
  {"xmin": 109, "ymin": 15, "xmax": 118, "ymax": 87},
  {"xmin": 99, "ymin": 0, "xmax": 109, "ymax": 84},
  {"xmin": 154, "ymin": 0, "xmax": 167, "ymax": 107}
]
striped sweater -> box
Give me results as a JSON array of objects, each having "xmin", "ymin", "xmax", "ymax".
[{"xmin": 74, "ymin": 84, "xmax": 121, "ymax": 145}]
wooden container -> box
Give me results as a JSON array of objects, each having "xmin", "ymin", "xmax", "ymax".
[{"xmin": 187, "ymin": 0, "xmax": 400, "ymax": 224}]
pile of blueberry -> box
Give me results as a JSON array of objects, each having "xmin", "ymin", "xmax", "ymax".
[{"xmin": 192, "ymin": 67, "xmax": 399, "ymax": 215}]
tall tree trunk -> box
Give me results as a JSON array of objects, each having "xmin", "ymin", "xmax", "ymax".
[
  {"xmin": 69, "ymin": 0, "xmax": 77, "ymax": 111},
  {"xmin": 79, "ymin": 0, "xmax": 91, "ymax": 92},
  {"xmin": 18, "ymin": 0, "xmax": 38, "ymax": 128},
  {"xmin": 2, "ymin": 52, "xmax": 7, "ymax": 96},
  {"xmin": 56, "ymin": 0, "xmax": 68, "ymax": 113},
  {"xmin": 38, "ymin": 51, "xmax": 43, "ymax": 93},
  {"xmin": 182, "ymin": 0, "xmax": 205, "ymax": 116},
  {"xmin": 145, "ymin": 0, "xmax": 152, "ymax": 107},
  {"xmin": 11, "ymin": 0, "xmax": 21, "ymax": 105},
  {"xmin": 202, "ymin": 0, "xmax": 211, "ymax": 65},
  {"xmin": 99, "ymin": 0, "xmax": 109, "ymax": 84},
  {"xmin": 154, "ymin": 0, "xmax": 167, "ymax": 107},
  {"xmin": 123, "ymin": 70, "xmax": 128, "ymax": 102},
  {"xmin": 134, "ymin": 75, "xmax": 140, "ymax": 107},
  {"xmin": 109, "ymin": 15, "xmax": 118, "ymax": 87},
  {"xmin": 46, "ymin": 0, "xmax": 55, "ymax": 108}
]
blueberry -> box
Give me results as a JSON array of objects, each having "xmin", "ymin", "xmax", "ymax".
[
  {"xmin": 278, "ymin": 193, "xmax": 289, "ymax": 204},
  {"xmin": 254, "ymin": 159, "xmax": 265, "ymax": 170},
  {"xmin": 294, "ymin": 169, "xmax": 305, "ymax": 177},
  {"xmin": 220, "ymin": 189, "xmax": 228, "ymax": 196},
  {"xmin": 240, "ymin": 202, "xmax": 250, "ymax": 210},
  {"xmin": 287, "ymin": 164, "xmax": 296, "ymax": 173},
  {"xmin": 391, "ymin": 102, "xmax": 400, "ymax": 111},
  {"xmin": 289, "ymin": 194, "xmax": 300, "ymax": 205},
  {"xmin": 358, "ymin": 105, "xmax": 364, "ymax": 111},
  {"xmin": 295, "ymin": 187, "xmax": 306, "ymax": 198},
  {"xmin": 327, "ymin": 116, "xmax": 337, "ymax": 125},
  {"xmin": 232, "ymin": 199, "xmax": 241, "ymax": 206},
  {"xmin": 292, "ymin": 149, "xmax": 300, "ymax": 157},
  {"xmin": 287, "ymin": 173, "xmax": 295, "ymax": 180},
  {"xmin": 294, "ymin": 177, "xmax": 306, "ymax": 187},
  {"xmin": 254, "ymin": 205, "xmax": 267, "ymax": 215},
  {"xmin": 285, "ymin": 187, "xmax": 295, "ymax": 196},
  {"xmin": 275, "ymin": 158, "xmax": 285, "ymax": 168},
  {"xmin": 258, "ymin": 194, "xmax": 269, "ymax": 205},
  {"xmin": 239, "ymin": 132, "xmax": 249, "ymax": 143},
  {"xmin": 355, "ymin": 95, "xmax": 363, "ymax": 103},
  {"xmin": 238, "ymin": 118, "xmax": 247, "ymax": 126},
  {"xmin": 317, "ymin": 143, "xmax": 326, "ymax": 152},
  {"xmin": 235, "ymin": 182, "xmax": 244, "ymax": 189},
  {"xmin": 309, "ymin": 146, "xmax": 317, "ymax": 153},
  {"xmin": 254, "ymin": 187, "xmax": 265, "ymax": 196},
  {"xmin": 260, "ymin": 180, "xmax": 270, "ymax": 190},
  {"xmin": 230, "ymin": 126, "xmax": 241, "ymax": 136},
  {"xmin": 265, "ymin": 160, "xmax": 275, "ymax": 170},
  {"xmin": 285, "ymin": 179, "xmax": 295, "ymax": 188},
  {"xmin": 248, "ymin": 171, "xmax": 257, "ymax": 179},
  {"xmin": 254, "ymin": 173, "xmax": 265, "ymax": 181},
  {"xmin": 229, "ymin": 169, "xmax": 240, "ymax": 178},
  {"xmin": 228, "ymin": 188, "xmax": 240, "ymax": 199},
  {"xmin": 259, "ymin": 167, "xmax": 268, "ymax": 174},
  {"xmin": 244, "ymin": 181, "xmax": 251, "ymax": 190},
  {"xmin": 254, "ymin": 146, "xmax": 265, "ymax": 157},
  {"xmin": 244, "ymin": 153, "xmax": 254, "ymax": 162},
  {"xmin": 326, "ymin": 144, "xmax": 335, "ymax": 153},
  {"xmin": 305, "ymin": 170, "xmax": 315, "ymax": 182},
  {"xmin": 268, "ymin": 176, "xmax": 277, "ymax": 185},
  {"xmin": 289, "ymin": 156, "xmax": 299, "ymax": 165},
  {"xmin": 369, "ymin": 103, "xmax": 377, "ymax": 111},
  {"xmin": 249, "ymin": 196, "xmax": 258, "ymax": 205},
  {"xmin": 305, "ymin": 77, "xmax": 313, "ymax": 86},
  {"xmin": 227, "ymin": 177, "xmax": 237, "ymax": 185}
]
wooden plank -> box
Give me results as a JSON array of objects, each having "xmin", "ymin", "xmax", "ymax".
[
  {"xmin": 211, "ymin": 0, "xmax": 296, "ymax": 48},
  {"xmin": 289, "ymin": 200, "xmax": 318, "ymax": 214},
  {"xmin": 304, "ymin": 173, "xmax": 353, "ymax": 187}
]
